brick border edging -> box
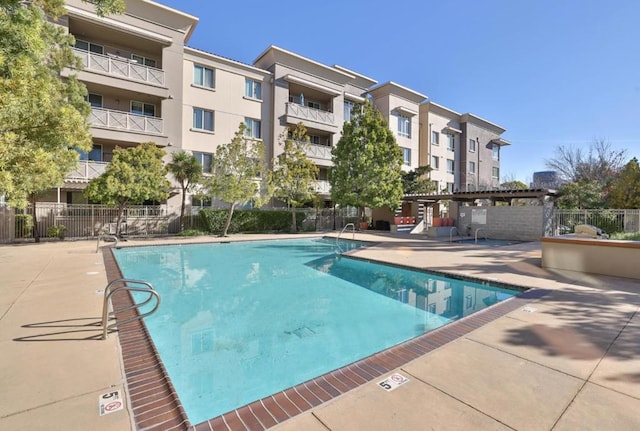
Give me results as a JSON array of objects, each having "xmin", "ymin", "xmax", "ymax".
[{"xmin": 103, "ymin": 245, "xmax": 549, "ymax": 431}]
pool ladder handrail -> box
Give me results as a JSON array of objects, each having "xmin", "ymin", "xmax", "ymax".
[
  {"xmin": 101, "ymin": 278, "xmax": 160, "ymax": 340},
  {"xmin": 337, "ymin": 223, "xmax": 355, "ymax": 242},
  {"xmin": 449, "ymin": 226, "xmax": 459, "ymax": 243},
  {"xmin": 96, "ymin": 233, "xmax": 119, "ymax": 253},
  {"xmin": 474, "ymin": 228, "xmax": 487, "ymax": 244}
]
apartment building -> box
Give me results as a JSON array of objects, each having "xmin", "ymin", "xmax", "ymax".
[
  {"xmin": 368, "ymin": 82, "xmax": 426, "ymax": 172},
  {"xmin": 253, "ymin": 46, "xmax": 377, "ymax": 203},
  {"xmin": 47, "ymin": 0, "xmax": 510, "ymax": 215},
  {"xmin": 420, "ymin": 102, "xmax": 510, "ymax": 193},
  {"xmin": 54, "ymin": 0, "xmax": 197, "ymax": 205}
]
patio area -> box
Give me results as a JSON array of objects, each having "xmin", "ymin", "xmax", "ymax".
[{"xmin": 1, "ymin": 233, "xmax": 638, "ymax": 430}]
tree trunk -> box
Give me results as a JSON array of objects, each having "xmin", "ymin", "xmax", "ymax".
[
  {"xmin": 291, "ymin": 206, "xmax": 297, "ymax": 233},
  {"xmin": 179, "ymin": 185, "xmax": 186, "ymax": 233},
  {"xmin": 31, "ymin": 194, "xmax": 40, "ymax": 243},
  {"xmin": 221, "ymin": 202, "xmax": 236, "ymax": 237}
]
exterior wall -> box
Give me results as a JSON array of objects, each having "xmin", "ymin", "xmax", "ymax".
[
  {"xmin": 457, "ymin": 206, "xmax": 548, "ymax": 241},
  {"xmin": 420, "ymin": 103, "xmax": 461, "ymax": 192},
  {"xmin": 542, "ymin": 237, "xmax": 640, "ymax": 280},
  {"xmin": 460, "ymin": 117, "xmax": 505, "ymax": 191}
]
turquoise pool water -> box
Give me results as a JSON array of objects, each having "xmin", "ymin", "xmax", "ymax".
[{"xmin": 113, "ymin": 238, "xmax": 518, "ymax": 424}]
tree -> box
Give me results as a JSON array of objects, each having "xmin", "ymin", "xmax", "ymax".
[
  {"xmin": 329, "ymin": 100, "xmax": 404, "ymax": 225},
  {"xmin": 401, "ymin": 166, "xmax": 436, "ymax": 195},
  {"xmin": 500, "ymin": 180, "xmax": 528, "ymax": 190},
  {"xmin": 167, "ymin": 151, "xmax": 202, "ymax": 232},
  {"xmin": 85, "ymin": 143, "xmax": 170, "ymax": 237},
  {"xmin": 607, "ymin": 158, "xmax": 640, "ymax": 209},
  {"xmin": 556, "ymin": 180, "xmax": 604, "ymax": 209},
  {"xmin": 0, "ymin": 1, "xmax": 125, "ymax": 210},
  {"xmin": 271, "ymin": 123, "xmax": 319, "ymax": 232},
  {"xmin": 203, "ymin": 123, "xmax": 271, "ymax": 237}
]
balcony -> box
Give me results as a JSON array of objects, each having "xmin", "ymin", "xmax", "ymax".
[
  {"xmin": 314, "ymin": 180, "xmax": 331, "ymax": 194},
  {"xmin": 285, "ymin": 102, "xmax": 337, "ymax": 131},
  {"xmin": 302, "ymin": 142, "xmax": 332, "ymax": 162},
  {"xmin": 66, "ymin": 160, "xmax": 109, "ymax": 182},
  {"xmin": 74, "ymin": 48, "xmax": 165, "ymax": 86},
  {"xmin": 90, "ymin": 107, "xmax": 164, "ymax": 135}
]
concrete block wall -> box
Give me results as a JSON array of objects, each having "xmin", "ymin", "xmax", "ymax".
[{"xmin": 457, "ymin": 206, "xmax": 546, "ymax": 241}]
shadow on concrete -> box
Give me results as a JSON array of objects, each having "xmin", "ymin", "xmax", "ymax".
[{"xmin": 14, "ymin": 317, "xmax": 103, "ymax": 341}]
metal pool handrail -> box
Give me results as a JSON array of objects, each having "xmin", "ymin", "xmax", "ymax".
[
  {"xmin": 337, "ymin": 223, "xmax": 355, "ymax": 242},
  {"xmin": 101, "ymin": 278, "xmax": 160, "ymax": 340},
  {"xmin": 474, "ymin": 228, "xmax": 487, "ymax": 244},
  {"xmin": 449, "ymin": 226, "xmax": 459, "ymax": 243},
  {"xmin": 96, "ymin": 233, "xmax": 119, "ymax": 253}
]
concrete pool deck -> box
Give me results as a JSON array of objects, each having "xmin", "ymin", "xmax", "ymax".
[{"xmin": 1, "ymin": 233, "xmax": 639, "ymax": 430}]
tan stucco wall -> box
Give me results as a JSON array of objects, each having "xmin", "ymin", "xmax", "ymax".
[{"xmin": 541, "ymin": 237, "xmax": 640, "ymax": 280}]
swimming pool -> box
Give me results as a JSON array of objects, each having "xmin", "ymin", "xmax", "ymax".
[{"xmin": 113, "ymin": 237, "xmax": 519, "ymax": 424}]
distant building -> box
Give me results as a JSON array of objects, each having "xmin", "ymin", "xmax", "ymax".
[{"xmin": 531, "ymin": 171, "xmax": 563, "ymax": 189}]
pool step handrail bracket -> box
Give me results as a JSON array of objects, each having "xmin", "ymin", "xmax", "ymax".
[
  {"xmin": 337, "ymin": 223, "xmax": 356, "ymax": 242},
  {"xmin": 96, "ymin": 233, "xmax": 119, "ymax": 253},
  {"xmin": 101, "ymin": 278, "xmax": 160, "ymax": 340}
]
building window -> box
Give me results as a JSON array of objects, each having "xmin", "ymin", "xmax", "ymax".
[
  {"xmin": 428, "ymin": 303, "xmax": 436, "ymax": 314},
  {"xmin": 87, "ymin": 93, "xmax": 103, "ymax": 108},
  {"xmin": 244, "ymin": 118, "xmax": 261, "ymax": 139},
  {"xmin": 74, "ymin": 39, "xmax": 103, "ymax": 54},
  {"xmin": 402, "ymin": 148, "xmax": 411, "ymax": 166},
  {"xmin": 397, "ymin": 115, "xmax": 411, "ymax": 138},
  {"xmin": 193, "ymin": 108, "xmax": 214, "ymax": 132},
  {"xmin": 309, "ymin": 135, "xmax": 321, "ymax": 145},
  {"xmin": 431, "ymin": 131, "xmax": 439, "ymax": 146},
  {"xmin": 469, "ymin": 139, "xmax": 476, "ymax": 152},
  {"xmin": 432, "ymin": 180, "xmax": 439, "ymax": 190},
  {"xmin": 492, "ymin": 143, "xmax": 500, "ymax": 160},
  {"xmin": 192, "ymin": 151, "xmax": 213, "ymax": 174},
  {"xmin": 344, "ymin": 100, "xmax": 355, "ymax": 122},
  {"xmin": 131, "ymin": 101, "xmax": 155, "ymax": 117},
  {"xmin": 131, "ymin": 54, "xmax": 156, "ymax": 68},
  {"xmin": 469, "ymin": 161, "xmax": 476, "ymax": 174},
  {"xmin": 78, "ymin": 144, "xmax": 102, "ymax": 161},
  {"xmin": 447, "ymin": 182, "xmax": 454, "ymax": 193},
  {"xmin": 194, "ymin": 64, "xmax": 215, "ymax": 88},
  {"xmin": 191, "ymin": 195, "xmax": 212, "ymax": 208},
  {"xmin": 446, "ymin": 159, "xmax": 455, "ymax": 174},
  {"xmin": 431, "ymin": 155, "xmax": 439, "ymax": 170},
  {"xmin": 447, "ymin": 134, "xmax": 455, "ymax": 151},
  {"xmin": 245, "ymin": 78, "xmax": 262, "ymax": 99},
  {"xmin": 492, "ymin": 166, "xmax": 500, "ymax": 179}
]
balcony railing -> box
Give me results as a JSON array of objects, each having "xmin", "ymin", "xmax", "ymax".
[
  {"xmin": 67, "ymin": 160, "xmax": 109, "ymax": 181},
  {"xmin": 301, "ymin": 142, "xmax": 332, "ymax": 161},
  {"xmin": 74, "ymin": 48, "xmax": 165, "ymax": 86},
  {"xmin": 90, "ymin": 108, "xmax": 164, "ymax": 135},
  {"xmin": 286, "ymin": 102, "xmax": 335, "ymax": 127},
  {"xmin": 314, "ymin": 180, "xmax": 331, "ymax": 194}
]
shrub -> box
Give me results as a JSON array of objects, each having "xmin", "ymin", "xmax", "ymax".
[
  {"xmin": 198, "ymin": 209, "xmax": 307, "ymax": 235},
  {"xmin": 46, "ymin": 225, "xmax": 66, "ymax": 240},
  {"xmin": 14, "ymin": 214, "xmax": 33, "ymax": 238}
]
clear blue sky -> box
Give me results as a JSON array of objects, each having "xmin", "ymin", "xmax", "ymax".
[{"xmin": 159, "ymin": 0, "xmax": 639, "ymax": 184}]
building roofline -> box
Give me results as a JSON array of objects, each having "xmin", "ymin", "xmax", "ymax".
[
  {"xmin": 333, "ymin": 65, "xmax": 378, "ymax": 87},
  {"xmin": 184, "ymin": 46, "xmax": 271, "ymax": 75},
  {"xmin": 253, "ymin": 45, "xmax": 355, "ymax": 80},
  {"xmin": 368, "ymin": 81, "xmax": 427, "ymax": 103},
  {"xmin": 423, "ymin": 101, "xmax": 462, "ymax": 117},
  {"xmin": 461, "ymin": 113, "xmax": 506, "ymax": 133}
]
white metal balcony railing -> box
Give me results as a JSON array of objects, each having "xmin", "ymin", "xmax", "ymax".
[
  {"xmin": 90, "ymin": 107, "xmax": 163, "ymax": 135},
  {"xmin": 74, "ymin": 48, "xmax": 165, "ymax": 86},
  {"xmin": 67, "ymin": 160, "xmax": 109, "ymax": 181},
  {"xmin": 286, "ymin": 102, "xmax": 335, "ymax": 127},
  {"xmin": 314, "ymin": 180, "xmax": 331, "ymax": 194},
  {"xmin": 301, "ymin": 142, "xmax": 332, "ymax": 161}
]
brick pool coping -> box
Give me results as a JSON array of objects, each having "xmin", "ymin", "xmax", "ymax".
[{"xmin": 103, "ymin": 246, "xmax": 549, "ymax": 431}]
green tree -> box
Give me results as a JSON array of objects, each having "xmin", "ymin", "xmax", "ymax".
[
  {"xmin": 329, "ymin": 100, "xmax": 403, "ymax": 225},
  {"xmin": 557, "ymin": 180, "xmax": 604, "ymax": 209},
  {"xmin": 85, "ymin": 143, "xmax": 170, "ymax": 237},
  {"xmin": 607, "ymin": 158, "xmax": 640, "ymax": 209},
  {"xmin": 500, "ymin": 180, "xmax": 528, "ymax": 190},
  {"xmin": 401, "ymin": 166, "xmax": 436, "ymax": 194},
  {"xmin": 167, "ymin": 151, "xmax": 202, "ymax": 232},
  {"xmin": 271, "ymin": 123, "xmax": 319, "ymax": 232},
  {"xmin": 203, "ymin": 124, "xmax": 271, "ymax": 237}
]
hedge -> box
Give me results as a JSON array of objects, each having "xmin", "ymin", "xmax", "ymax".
[{"xmin": 198, "ymin": 209, "xmax": 306, "ymax": 235}]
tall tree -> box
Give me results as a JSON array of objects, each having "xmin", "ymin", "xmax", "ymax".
[
  {"xmin": 329, "ymin": 100, "xmax": 403, "ymax": 225},
  {"xmin": 607, "ymin": 158, "xmax": 640, "ymax": 209},
  {"xmin": 401, "ymin": 166, "xmax": 436, "ymax": 195},
  {"xmin": 203, "ymin": 123, "xmax": 271, "ymax": 237},
  {"xmin": 0, "ymin": 0, "xmax": 124, "ymax": 210},
  {"xmin": 85, "ymin": 143, "xmax": 170, "ymax": 237},
  {"xmin": 271, "ymin": 123, "xmax": 319, "ymax": 232},
  {"xmin": 167, "ymin": 151, "xmax": 202, "ymax": 232}
]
